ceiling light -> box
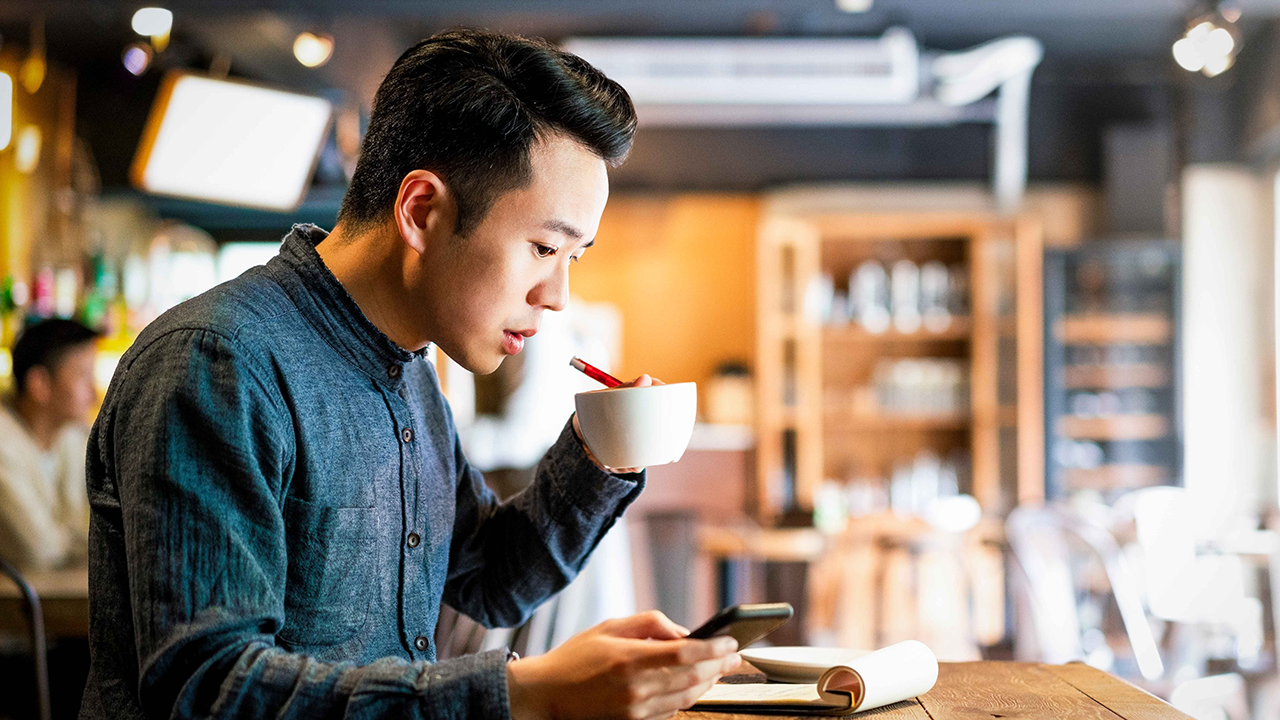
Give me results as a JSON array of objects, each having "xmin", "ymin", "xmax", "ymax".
[
  {"xmin": 15, "ymin": 125, "xmax": 41, "ymax": 174},
  {"xmin": 1172, "ymin": 6, "xmax": 1241, "ymax": 77},
  {"xmin": 131, "ymin": 8, "xmax": 173, "ymax": 37},
  {"xmin": 293, "ymin": 32, "xmax": 334, "ymax": 68},
  {"xmin": 835, "ymin": 0, "xmax": 874, "ymax": 12},
  {"xmin": 123, "ymin": 42, "xmax": 153, "ymax": 76}
]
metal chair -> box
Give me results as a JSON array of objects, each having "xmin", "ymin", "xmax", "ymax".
[
  {"xmin": 1006, "ymin": 503, "xmax": 1164, "ymax": 681},
  {"xmin": 0, "ymin": 558, "xmax": 52, "ymax": 720}
]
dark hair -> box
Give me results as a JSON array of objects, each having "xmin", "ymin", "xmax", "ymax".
[
  {"xmin": 337, "ymin": 28, "xmax": 637, "ymax": 236},
  {"xmin": 11, "ymin": 318, "xmax": 100, "ymax": 395}
]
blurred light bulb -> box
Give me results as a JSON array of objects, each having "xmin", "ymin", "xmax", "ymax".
[
  {"xmin": 1206, "ymin": 27, "xmax": 1235, "ymax": 56},
  {"xmin": 0, "ymin": 73, "xmax": 11, "ymax": 152},
  {"xmin": 1202, "ymin": 52, "xmax": 1232, "ymax": 77},
  {"xmin": 293, "ymin": 32, "xmax": 334, "ymax": 68},
  {"xmin": 132, "ymin": 8, "xmax": 173, "ymax": 37},
  {"xmin": 20, "ymin": 17, "xmax": 46, "ymax": 94},
  {"xmin": 20, "ymin": 54, "xmax": 46, "ymax": 95},
  {"xmin": 15, "ymin": 125, "xmax": 41, "ymax": 174},
  {"xmin": 1172, "ymin": 37, "xmax": 1205, "ymax": 71},
  {"xmin": 835, "ymin": 0, "xmax": 874, "ymax": 12},
  {"xmin": 1174, "ymin": 14, "xmax": 1242, "ymax": 77},
  {"xmin": 122, "ymin": 42, "xmax": 153, "ymax": 76}
]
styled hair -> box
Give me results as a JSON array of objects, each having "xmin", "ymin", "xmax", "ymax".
[
  {"xmin": 337, "ymin": 28, "xmax": 637, "ymax": 236},
  {"xmin": 11, "ymin": 318, "xmax": 100, "ymax": 395}
]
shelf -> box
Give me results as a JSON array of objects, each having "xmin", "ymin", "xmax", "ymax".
[
  {"xmin": 826, "ymin": 411, "xmax": 971, "ymax": 431},
  {"xmin": 823, "ymin": 317, "xmax": 972, "ymax": 342},
  {"xmin": 1063, "ymin": 364, "xmax": 1169, "ymax": 389},
  {"xmin": 1062, "ymin": 464, "xmax": 1169, "ymax": 489},
  {"xmin": 1057, "ymin": 414, "xmax": 1170, "ymax": 440},
  {"xmin": 1057, "ymin": 314, "xmax": 1172, "ymax": 345}
]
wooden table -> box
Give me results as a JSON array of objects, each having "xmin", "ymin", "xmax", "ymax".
[
  {"xmin": 0, "ymin": 565, "xmax": 89, "ymax": 638},
  {"xmin": 681, "ymin": 661, "xmax": 1192, "ymax": 719}
]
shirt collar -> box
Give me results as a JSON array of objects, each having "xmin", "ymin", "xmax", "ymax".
[{"xmin": 269, "ymin": 223, "xmax": 428, "ymax": 386}]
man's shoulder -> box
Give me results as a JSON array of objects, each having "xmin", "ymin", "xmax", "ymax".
[
  {"xmin": 118, "ymin": 268, "xmax": 302, "ymax": 382},
  {"xmin": 149, "ymin": 267, "xmax": 298, "ymax": 341}
]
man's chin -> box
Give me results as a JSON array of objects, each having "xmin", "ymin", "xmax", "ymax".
[{"xmin": 451, "ymin": 351, "xmax": 505, "ymax": 376}]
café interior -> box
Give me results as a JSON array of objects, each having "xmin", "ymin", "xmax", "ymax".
[{"xmin": 0, "ymin": 1, "xmax": 1278, "ymax": 718}]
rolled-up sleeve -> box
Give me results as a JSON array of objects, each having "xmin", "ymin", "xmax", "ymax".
[
  {"xmin": 96, "ymin": 328, "xmax": 517, "ymax": 719},
  {"xmin": 442, "ymin": 415, "xmax": 644, "ymax": 629}
]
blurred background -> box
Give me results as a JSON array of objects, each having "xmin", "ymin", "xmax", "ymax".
[{"xmin": 0, "ymin": 1, "xmax": 1277, "ymax": 719}]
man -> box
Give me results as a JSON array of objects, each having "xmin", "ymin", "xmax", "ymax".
[
  {"xmin": 81, "ymin": 28, "xmax": 739, "ymax": 720},
  {"xmin": 0, "ymin": 318, "xmax": 98, "ymax": 571}
]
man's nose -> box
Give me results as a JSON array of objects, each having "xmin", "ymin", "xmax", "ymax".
[{"xmin": 532, "ymin": 264, "xmax": 570, "ymax": 312}]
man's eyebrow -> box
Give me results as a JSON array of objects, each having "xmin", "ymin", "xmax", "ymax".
[{"xmin": 543, "ymin": 219, "xmax": 583, "ymax": 240}]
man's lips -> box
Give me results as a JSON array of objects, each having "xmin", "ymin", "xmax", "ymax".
[{"xmin": 502, "ymin": 328, "xmax": 537, "ymax": 355}]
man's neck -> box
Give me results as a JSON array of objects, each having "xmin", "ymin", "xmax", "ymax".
[
  {"xmin": 316, "ymin": 224, "xmax": 431, "ymax": 352},
  {"xmin": 12, "ymin": 395, "xmax": 59, "ymax": 452}
]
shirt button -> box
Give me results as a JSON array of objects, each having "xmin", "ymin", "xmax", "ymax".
[
  {"xmin": 407, "ymin": 532, "xmax": 421, "ymax": 548},
  {"xmin": 414, "ymin": 635, "xmax": 428, "ymax": 651},
  {"xmin": 401, "ymin": 427, "xmax": 414, "ymax": 443},
  {"xmin": 388, "ymin": 365, "xmax": 401, "ymax": 379}
]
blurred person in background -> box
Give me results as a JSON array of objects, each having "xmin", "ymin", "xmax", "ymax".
[
  {"xmin": 0, "ymin": 318, "xmax": 99, "ymax": 571},
  {"xmin": 81, "ymin": 28, "xmax": 738, "ymax": 720}
]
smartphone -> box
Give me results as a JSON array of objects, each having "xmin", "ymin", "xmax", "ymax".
[{"xmin": 686, "ymin": 602, "xmax": 793, "ymax": 650}]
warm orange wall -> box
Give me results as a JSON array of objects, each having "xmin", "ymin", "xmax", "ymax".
[{"xmin": 569, "ymin": 193, "xmax": 759, "ymax": 389}]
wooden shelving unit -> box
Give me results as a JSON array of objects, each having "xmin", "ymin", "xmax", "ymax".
[
  {"xmin": 1056, "ymin": 414, "xmax": 1170, "ymax": 441},
  {"xmin": 1043, "ymin": 240, "xmax": 1181, "ymax": 500},
  {"xmin": 754, "ymin": 211, "xmax": 1045, "ymax": 521}
]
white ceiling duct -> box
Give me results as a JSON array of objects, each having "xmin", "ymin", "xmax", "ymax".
[
  {"xmin": 564, "ymin": 31, "xmax": 1044, "ymax": 210},
  {"xmin": 564, "ymin": 29, "xmax": 919, "ymax": 107}
]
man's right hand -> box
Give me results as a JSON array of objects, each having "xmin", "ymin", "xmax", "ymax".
[{"xmin": 506, "ymin": 610, "xmax": 741, "ymax": 720}]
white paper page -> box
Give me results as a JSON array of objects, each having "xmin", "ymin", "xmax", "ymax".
[
  {"xmin": 698, "ymin": 682, "xmax": 840, "ymax": 708},
  {"xmin": 846, "ymin": 640, "xmax": 938, "ymax": 712}
]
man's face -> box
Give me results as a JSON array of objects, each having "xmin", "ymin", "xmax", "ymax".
[
  {"xmin": 420, "ymin": 134, "xmax": 609, "ymax": 374},
  {"xmin": 39, "ymin": 343, "xmax": 97, "ymax": 425}
]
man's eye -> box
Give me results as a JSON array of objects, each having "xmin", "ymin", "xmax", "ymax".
[{"xmin": 534, "ymin": 243, "xmax": 557, "ymax": 258}]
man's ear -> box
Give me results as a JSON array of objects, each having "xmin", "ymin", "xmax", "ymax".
[
  {"xmin": 24, "ymin": 366, "xmax": 52, "ymax": 407},
  {"xmin": 393, "ymin": 169, "xmax": 455, "ymax": 256}
]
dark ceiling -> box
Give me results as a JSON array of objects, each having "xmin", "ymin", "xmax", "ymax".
[
  {"xmin": 4, "ymin": 0, "xmax": 1279, "ymax": 104},
  {"xmin": 0, "ymin": 0, "xmax": 1269, "ymax": 222}
]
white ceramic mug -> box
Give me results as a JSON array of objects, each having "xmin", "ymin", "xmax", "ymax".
[{"xmin": 574, "ymin": 382, "xmax": 698, "ymax": 469}]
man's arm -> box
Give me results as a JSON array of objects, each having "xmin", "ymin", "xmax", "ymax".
[
  {"xmin": 438, "ymin": 373, "xmax": 644, "ymax": 630},
  {"xmin": 99, "ymin": 328, "xmax": 511, "ymax": 719}
]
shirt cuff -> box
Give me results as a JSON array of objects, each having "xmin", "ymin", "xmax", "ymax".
[
  {"xmin": 418, "ymin": 648, "xmax": 513, "ymax": 720},
  {"xmin": 545, "ymin": 417, "xmax": 645, "ymax": 517}
]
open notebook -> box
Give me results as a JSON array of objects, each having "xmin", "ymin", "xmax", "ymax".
[{"xmin": 694, "ymin": 640, "xmax": 938, "ymax": 716}]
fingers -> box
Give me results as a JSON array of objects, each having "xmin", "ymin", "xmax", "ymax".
[
  {"xmin": 604, "ymin": 610, "xmax": 688, "ymax": 640},
  {"xmin": 635, "ymin": 652, "xmax": 741, "ymax": 719},
  {"xmin": 622, "ymin": 374, "xmax": 666, "ymax": 388},
  {"xmin": 629, "ymin": 636, "xmax": 739, "ymax": 670}
]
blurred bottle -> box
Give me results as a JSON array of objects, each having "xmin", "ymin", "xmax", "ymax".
[
  {"xmin": 890, "ymin": 260, "xmax": 921, "ymax": 333},
  {"xmin": 920, "ymin": 261, "xmax": 951, "ymax": 332},
  {"xmin": 704, "ymin": 362, "xmax": 754, "ymax": 425},
  {"xmin": 851, "ymin": 261, "xmax": 890, "ymax": 334}
]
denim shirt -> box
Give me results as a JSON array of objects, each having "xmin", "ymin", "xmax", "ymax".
[{"xmin": 79, "ymin": 224, "xmax": 644, "ymax": 720}]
